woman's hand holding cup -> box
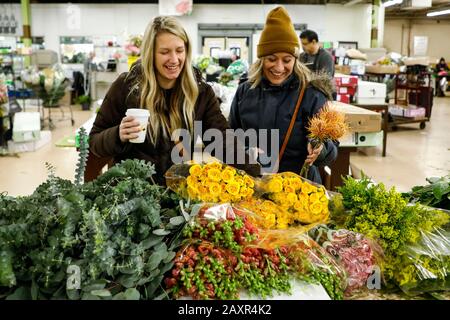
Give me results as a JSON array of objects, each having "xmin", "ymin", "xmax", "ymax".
[{"xmin": 120, "ymin": 108, "xmax": 150, "ymax": 143}]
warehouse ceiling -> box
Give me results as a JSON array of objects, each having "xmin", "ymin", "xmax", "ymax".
[{"xmin": 0, "ymin": 0, "xmax": 449, "ymax": 20}]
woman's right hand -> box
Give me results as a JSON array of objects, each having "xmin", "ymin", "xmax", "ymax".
[{"xmin": 119, "ymin": 116, "xmax": 141, "ymax": 143}]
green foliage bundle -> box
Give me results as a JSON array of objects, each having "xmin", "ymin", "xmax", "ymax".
[
  {"xmin": 335, "ymin": 175, "xmax": 450, "ymax": 294},
  {"xmin": 404, "ymin": 175, "xmax": 450, "ymax": 210},
  {"xmin": 0, "ymin": 159, "xmax": 186, "ymax": 300}
]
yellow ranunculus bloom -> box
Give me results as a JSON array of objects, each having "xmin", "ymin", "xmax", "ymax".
[
  {"xmin": 301, "ymin": 182, "xmax": 315, "ymax": 194},
  {"xmin": 235, "ymin": 176, "xmax": 244, "ymax": 186},
  {"xmin": 320, "ymin": 195, "xmax": 328, "ymax": 203},
  {"xmin": 286, "ymin": 193, "xmax": 298, "ymax": 205},
  {"xmin": 264, "ymin": 214, "xmax": 276, "ymax": 229},
  {"xmin": 284, "ymin": 185, "xmax": 295, "ymax": 194},
  {"xmin": 267, "ymin": 178, "xmax": 283, "ymax": 193},
  {"xmin": 221, "ymin": 169, "xmax": 235, "ymax": 182},
  {"xmin": 207, "ymin": 162, "xmax": 223, "ymax": 170},
  {"xmin": 220, "ymin": 192, "xmax": 231, "ymax": 203},
  {"xmin": 220, "ymin": 182, "xmax": 227, "ymax": 192},
  {"xmin": 186, "ymin": 175, "xmax": 197, "ymax": 187},
  {"xmin": 310, "ymin": 201, "xmax": 323, "ymax": 215},
  {"xmin": 294, "ymin": 200, "xmax": 304, "ymax": 212},
  {"xmin": 246, "ymin": 188, "xmax": 254, "ymax": 197},
  {"xmin": 243, "ymin": 175, "xmax": 255, "ymax": 188},
  {"xmin": 209, "ymin": 182, "xmax": 221, "ymax": 196},
  {"xmin": 309, "ymin": 192, "xmax": 321, "ymax": 203},
  {"xmin": 207, "ymin": 168, "xmax": 222, "ymax": 182},
  {"xmin": 187, "ymin": 185, "xmax": 198, "ymax": 198},
  {"xmin": 226, "ymin": 181, "xmax": 240, "ymax": 196},
  {"xmin": 189, "ymin": 164, "xmax": 203, "ymax": 177},
  {"xmin": 290, "ymin": 178, "xmax": 303, "ymax": 191}
]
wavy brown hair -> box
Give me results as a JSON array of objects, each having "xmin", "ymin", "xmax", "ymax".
[{"xmin": 132, "ymin": 16, "xmax": 198, "ymax": 145}]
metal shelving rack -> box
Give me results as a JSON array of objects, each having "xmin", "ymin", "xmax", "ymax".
[{"xmin": 392, "ymin": 70, "xmax": 433, "ymax": 130}]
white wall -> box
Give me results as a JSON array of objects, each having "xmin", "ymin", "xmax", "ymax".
[
  {"xmin": 384, "ymin": 19, "xmax": 450, "ymax": 63},
  {"xmin": 11, "ymin": 3, "xmax": 372, "ymax": 58}
]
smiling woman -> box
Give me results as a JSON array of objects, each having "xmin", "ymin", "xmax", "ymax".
[
  {"xmin": 229, "ymin": 6, "xmax": 338, "ymax": 184},
  {"xmin": 89, "ymin": 16, "xmax": 260, "ymax": 185}
]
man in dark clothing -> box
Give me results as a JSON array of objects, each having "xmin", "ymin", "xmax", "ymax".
[{"xmin": 299, "ymin": 30, "xmax": 335, "ymax": 78}]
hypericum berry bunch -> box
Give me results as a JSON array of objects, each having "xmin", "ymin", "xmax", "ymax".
[
  {"xmin": 182, "ymin": 206, "xmax": 259, "ymax": 252},
  {"xmin": 165, "ymin": 242, "xmax": 239, "ymax": 300},
  {"xmin": 236, "ymin": 246, "xmax": 291, "ymax": 298}
]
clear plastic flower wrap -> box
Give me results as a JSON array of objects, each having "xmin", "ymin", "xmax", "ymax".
[
  {"xmin": 250, "ymin": 228, "xmax": 348, "ymax": 300},
  {"xmin": 165, "ymin": 162, "xmax": 255, "ymax": 203},
  {"xmin": 234, "ymin": 198, "xmax": 322, "ymax": 232},
  {"xmin": 394, "ymin": 209, "xmax": 450, "ymax": 295},
  {"xmin": 165, "ymin": 203, "xmax": 293, "ymax": 300},
  {"xmin": 309, "ymin": 225, "xmax": 383, "ymax": 295},
  {"xmin": 254, "ymin": 172, "xmax": 334, "ymax": 225}
]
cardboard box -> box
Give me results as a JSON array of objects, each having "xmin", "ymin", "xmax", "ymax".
[
  {"xmin": 336, "ymin": 94, "xmax": 351, "ymax": 104},
  {"xmin": 12, "ymin": 112, "xmax": 41, "ymax": 142},
  {"xmin": 332, "ymin": 101, "xmax": 382, "ymax": 133},
  {"xmin": 365, "ymin": 64, "xmax": 399, "ymax": 74},
  {"xmin": 334, "ymin": 75, "xmax": 358, "ymax": 87},
  {"xmin": 388, "ymin": 105, "xmax": 426, "ymax": 118},
  {"xmin": 339, "ymin": 131, "xmax": 383, "ymax": 147},
  {"xmin": 337, "ymin": 86, "xmax": 357, "ymax": 96},
  {"xmin": 356, "ymin": 80, "xmax": 387, "ymax": 105},
  {"xmin": 8, "ymin": 130, "xmax": 51, "ymax": 153},
  {"xmin": 349, "ymin": 59, "xmax": 366, "ymax": 75},
  {"xmin": 335, "ymin": 65, "xmax": 351, "ymax": 75}
]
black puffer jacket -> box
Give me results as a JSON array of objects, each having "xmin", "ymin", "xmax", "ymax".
[{"xmin": 229, "ymin": 72, "xmax": 338, "ymax": 184}]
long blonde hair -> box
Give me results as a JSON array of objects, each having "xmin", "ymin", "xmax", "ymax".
[
  {"xmin": 248, "ymin": 57, "xmax": 311, "ymax": 89},
  {"xmin": 135, "ymin": 16, "xmax": 198, "ymax": 145}
]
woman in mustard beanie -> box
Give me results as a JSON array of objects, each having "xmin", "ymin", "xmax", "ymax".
[{"xmin": 229, "ymin": 6, "xmax": 337, "ymax": 183}]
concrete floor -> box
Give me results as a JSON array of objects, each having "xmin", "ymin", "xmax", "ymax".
[{"xmin": 0, "ymin": 97, "xmax": 449, "ymax": 196}]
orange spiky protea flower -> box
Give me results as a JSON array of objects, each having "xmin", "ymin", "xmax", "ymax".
[
  {"xmin": 308, "ymin": 105, "xmax": 349, "ymax": 143},
  {"xmin": 300, "ymin": 103, "xmax": 349, "ymax": 179}
]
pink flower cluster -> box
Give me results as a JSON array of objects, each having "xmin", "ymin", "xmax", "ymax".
[{"xmin": 322, "ymin": 230, "xmax": 378, "ymax": 293}]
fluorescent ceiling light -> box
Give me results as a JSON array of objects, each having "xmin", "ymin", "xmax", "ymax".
[
  {"xmin": 383, "ymin": 0, "xmax": 403, "ymax": 8},
  {"xmin": 427, "ymin": 9, "xmax": 450, "ymax": 17}
]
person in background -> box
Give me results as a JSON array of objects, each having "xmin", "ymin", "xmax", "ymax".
[
  {"xmin": 435, "ymin": 57, "xmax": 449, "ymax": 97},
  {"xmin": 89, "ymin": 16, "xmax": 259, "ymax": 185},
  {"xmin": 229, "ymin": 6, "xmax": 337, "ymax": 184},
  {"xmin": 299, "ymin": 29, "xmax": 335, "ymax": 78}
]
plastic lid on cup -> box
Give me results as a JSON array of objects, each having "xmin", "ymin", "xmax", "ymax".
[{"xmin": 125, "ymin": 108, "xmax": 150, "ymax": 117}]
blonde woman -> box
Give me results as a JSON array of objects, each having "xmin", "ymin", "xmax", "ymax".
[
  {"xmin": 90, "ymin": 16, "xmax": 257, "ymax": 184},
  {"xmin": 229, "ymin": 7, "xmax": 337, "ymax": 183}
]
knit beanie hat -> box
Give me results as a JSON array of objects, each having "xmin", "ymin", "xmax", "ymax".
[{"xmin": 257, "ymin": 6, "xmax": 300, "ymax": 58}]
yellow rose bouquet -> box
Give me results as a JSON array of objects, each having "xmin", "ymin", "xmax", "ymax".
[
  {"xmin": 165, "ymin": 162, "xmax": 255, "ymax": 203},
  {"xmin": 235, "ymin": 198, "xmax": 294, "ymax": 230},
  {"xmin": 259, "ymin": 172, "xmax": 330, "ymax": 224}
]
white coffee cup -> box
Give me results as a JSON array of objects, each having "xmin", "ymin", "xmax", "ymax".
[{"xmin": 125, "ymin": 108, "xmax": 150, "ymax": 143}]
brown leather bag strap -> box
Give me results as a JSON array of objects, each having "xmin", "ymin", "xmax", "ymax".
[{"xmin": 274, "ymin": 82, "xmax": 307, "ymax": 172}]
